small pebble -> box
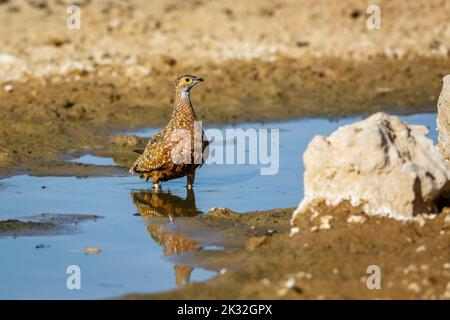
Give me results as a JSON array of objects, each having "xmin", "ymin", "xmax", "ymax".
[
  {"xmin": 416, "ymin": 245, "xmax": 426, "ymax": 253},
  {"xmin": 407, "ymin": 282, "xmax": 422, "ymax": 293},
  {"xmin": 412, "ymin": 215, "xmax": 427, "ymax": 227},
  {"xmin": 319, "ymin": 215, "xmax": 333, "ymax": 230},
  {"xmin": 35, "ymin": 243, "xmax": 50, "ymax": 249},
  {"xmin": 285, "ymin": 277, "xmax": 296, "ymax": 289},
  {"xmin": 347, "ymin": 215, "xmax": 366, "ymax": 224},
  {"xmin": 84, "ymin": 247, "xmax": 101, "ymax": 255},
  {"xmin": 276, "ymin": 288, "xmax": 288, "ymax": 296},
  {"xmin": 403, "ymin": 264, "xmax": 418, "ymax": 275},
  {"xmin": 289, "ymin": 227, "xmax": 300, "ymax": 237},
  {"xmin": 109, "ymin": 18, "xmax": 122, "ymax": 29},
  {"xmin": 219, "ymin": 268, "xmax": 227, "ymax": 275},
  {"xmin": 4, "ymin": 84, "xmax": 13, "ymax": 92}
]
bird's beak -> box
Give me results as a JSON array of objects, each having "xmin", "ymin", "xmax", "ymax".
[{"xmin": 195, "ymin": 77, "xmax": 204, "ymax": 83}]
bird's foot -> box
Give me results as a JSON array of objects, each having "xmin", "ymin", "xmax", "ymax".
[{"xmin": 153, "ymin": 182, "xmax": 161, "ymax": 193}]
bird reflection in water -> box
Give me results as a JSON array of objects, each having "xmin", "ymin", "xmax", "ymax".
[{"xmin": 130, "ymin": 189, "xmax": 201, "ymax": 286}]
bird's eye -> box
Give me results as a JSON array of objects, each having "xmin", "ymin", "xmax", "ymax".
[{"xmin": 185, "ymin": 78, "xmax": 191, "ymax": 82}]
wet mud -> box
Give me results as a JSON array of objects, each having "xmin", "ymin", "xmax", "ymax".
[{"xmin": 0, "ymin": 213, "xmax": 102, "ymax": 237}]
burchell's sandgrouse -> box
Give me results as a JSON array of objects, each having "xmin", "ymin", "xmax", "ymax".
[{"xmin": 130, "ymin": 75, "xmax": 209, "ymax": 190}]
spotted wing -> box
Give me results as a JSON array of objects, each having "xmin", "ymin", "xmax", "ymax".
[{"xmin": 130, "ymin": 129, "xmax": 166, "ymax": 173}]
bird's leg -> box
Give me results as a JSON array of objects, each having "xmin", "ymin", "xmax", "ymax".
[
  {"xmin": 153, "ymin": 182, "xmax": 160, "ymax": 193},
  {"xmin": 186, "ymin": 172, "xmax": 195, "ymax": 190}
]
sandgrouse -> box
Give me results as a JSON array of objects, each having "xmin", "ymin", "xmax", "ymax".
[{"xmin": 130, "ymin": 75, "xmax": 209, "ymax": 190}]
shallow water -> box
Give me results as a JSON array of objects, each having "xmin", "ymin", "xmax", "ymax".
[{"xmin": 0, "ymin": 113, "xmax": 438, "ymax": 299}]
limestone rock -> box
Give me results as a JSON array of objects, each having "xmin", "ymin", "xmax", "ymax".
[
  {"xmin": 437, "ymin": 75, "xmax": 450, "ymax": 162},
  {"xmin": 292, "ymin": 112, "xmax": 450, "ymax": 222}
]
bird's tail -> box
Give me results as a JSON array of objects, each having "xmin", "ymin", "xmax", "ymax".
[
  {"xmin": 129, "ymin": 161, "xmax": 138, "ymax": 175},
  {"xmin": 130, "ymin": 149, "xmax": 145, "ymax": 176}
]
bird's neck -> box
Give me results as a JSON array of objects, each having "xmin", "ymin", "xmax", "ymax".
[{"xmin": 173, "ymin": 90, "xmax": 197, "ymax": 120}]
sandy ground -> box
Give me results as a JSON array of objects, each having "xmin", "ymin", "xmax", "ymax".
[{"xmin": 0, "ymin": 0, "xmax": 450, "ymax": 299}]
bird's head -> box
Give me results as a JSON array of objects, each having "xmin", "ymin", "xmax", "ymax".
[{"xmin": 175, "ymin": 75, "xmax": 204, "ymax": 92}]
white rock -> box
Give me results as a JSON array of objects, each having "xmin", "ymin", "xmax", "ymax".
[
  {"xmin": 285, "ymin": 277, "xmax": 296, "ymax": 289},
  {"xmin": 292, "ymin": 112, "xmax": 450, "ymax": 223},
  {"xmin": 437, "ymin": 75, "xmax": 450, "ymax": 162},
  {"xmin": 289, "ymin": 227, "xmax": 300, "ymax": 237},
  {"xmin": 319, "ymin": 215, "xmax": 333, "ymax": 230},
  {"xmin": 347, "ymin": 215, "xmax": 367, "ymax": 224},
  {"xmin": 3, "ymin": 84, "xmax": 13, "ymax": 92}
]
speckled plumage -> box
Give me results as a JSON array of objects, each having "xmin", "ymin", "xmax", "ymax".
[{"xmin": 130, "ymin": 75, "xmax": 209, "ymax": 189}]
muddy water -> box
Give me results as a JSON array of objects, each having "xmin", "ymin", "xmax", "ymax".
[{"xmin": 0, "ymin": 113, "xmax": 438, "ymax": 299}]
